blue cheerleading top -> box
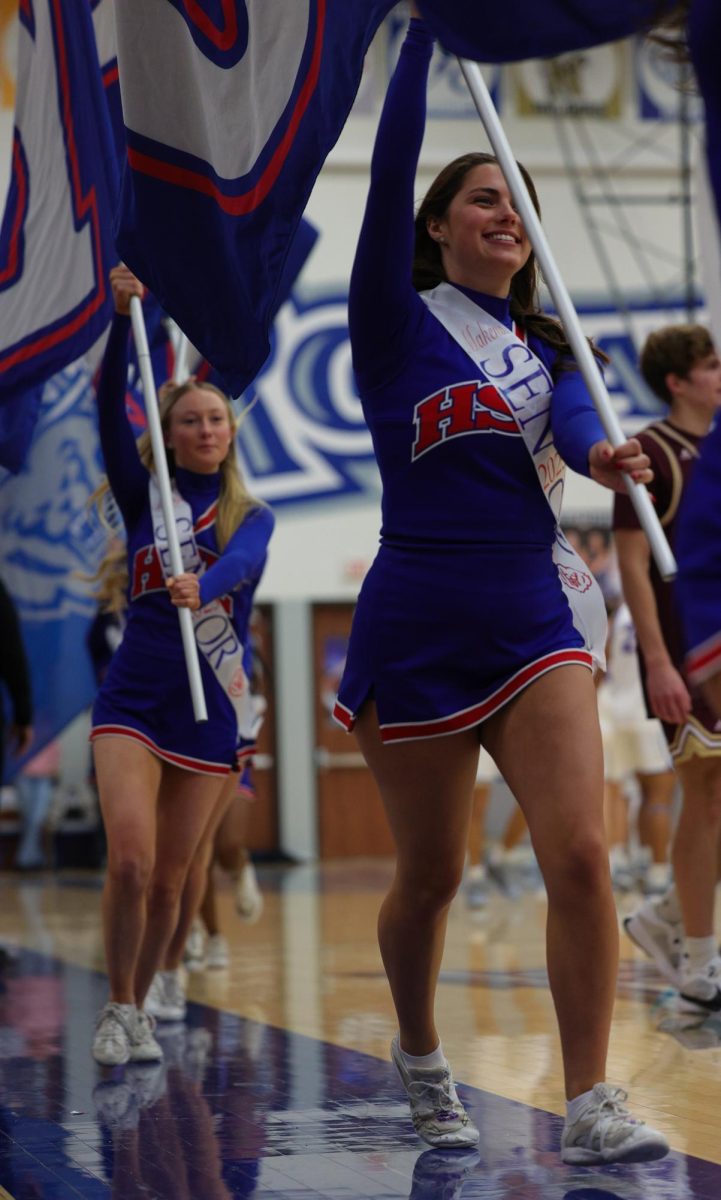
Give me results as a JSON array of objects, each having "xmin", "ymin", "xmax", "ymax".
[
  {"xmin": 97, "ymin": 313, "xmax": 274, "ymax": 656},
  {"xmin": 348, "ymin": 20, "xmax": 605, "ymax": 550}
]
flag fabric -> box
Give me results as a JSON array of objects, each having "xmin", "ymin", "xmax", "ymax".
[
  {"xmin": 419, "ymin": 0, "xmax": 678, "ymax": 62},
  {"xmin": 0, "ymin": 0, "xmax": 120, "ymax": 472},
  {"xmin": 0, "ymin": 364, "xmax": 107, "ymax": 779},
  {"xmin": 114, "ymin": 0, "xmax": 394, "ymax": 398},
  {"xmin": 689, "ymin": 0, "xmax": 721, "ymax": 346}
]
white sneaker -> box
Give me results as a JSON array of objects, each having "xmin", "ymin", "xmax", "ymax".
[
  {"xmin": 129, "ymin": 1009, "xmax": 163, "ymax": 1062},
  {"xmin": 678, "ymin": 955, "xmax": 721, "ymax": 1014},
  {"xmin": 184, "ymin": 919, "xmax": 206, "ymax": 972},
  {"xmin": 235, "ymin": 861, "xmax": 263, "ymax": 923},
  {"xmin": 623, "ymin": 898, "xmax": 683, "ymax": 986},
  {"xmin": 125, "ymin": 1061, "xmax": 167, "ymax": 1110},
  {"xmin": 391, "ymin": 1035, "xmax": 479, "ymax": 1148},
  {"xmin": 608, "ymin": 846, "xmax": 634, "ymax": 893},
  {"xmin": 561, "ymin": 1084, "xmax": 669, "ymax": 1165},
  {"xmin": 206, "ymin": 933, "xmax": 230, "ymax": 969},
  {"xmin": 144, "ymin": 969, "xmax": 187, "ymax": 1022},
  {"xmin": 92, "ymin": 1002, "xmax": 134, "ymax": 1066},
  {"xmin": 93, "ymin": 1080, "xmax": 138, "ymax": 1130}
]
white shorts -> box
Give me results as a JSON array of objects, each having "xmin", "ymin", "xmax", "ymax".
[{"xmin": 601, "ymin": 718, "xmax": 672, "ymax": 782}]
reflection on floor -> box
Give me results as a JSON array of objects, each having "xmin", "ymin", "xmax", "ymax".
[{"xmin": 1, "ymin": 862, "xmax": 721, "ymax": 1199}]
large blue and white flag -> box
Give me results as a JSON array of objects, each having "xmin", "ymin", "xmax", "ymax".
[
  {"xmin": 419, "ymin": 0, "xmax": 678, "ymax": 62},
  {"xmin": 0, "ymin": 0, "xmax": 119, "ymax": 472},
  {"xmin": 0, "ymin": 365, "xmax": 107, "ymax": 774},
  {"xmin": 115, "ymin": 0, "xmax": 395, "ymax": 397}
]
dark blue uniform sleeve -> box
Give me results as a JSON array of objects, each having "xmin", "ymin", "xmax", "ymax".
[
  {"xmin": 550, "ymin": 361, "xmax": 606, "ymax": 476},
  {"xmin": 96, "ymin": 313, "xmax": 149, "ymax": 526},
  {"xmin": 198, "ymin": 505, "xmax": 275, "ymax": 606},
  {"xmin": 348, "ymin": 20, "xmax": 433, "ymax": 388}
]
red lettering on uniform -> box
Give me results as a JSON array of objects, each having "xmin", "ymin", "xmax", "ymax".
[
  {"xmin": 412, "ymin": 381, "xmax": 518, "ymax": 460},
  {"xmin": 130, "ymin": 544, "xmax": 233, "ymax": 614}
]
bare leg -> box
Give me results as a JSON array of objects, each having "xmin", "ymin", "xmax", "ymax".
[
  {"xmin": 134, "ymin": 766, "xmax": 227, "ymax": 1006},
  {"xmin": 163, "ymin": 772, "xmax": 238, "ymax": 970},
  {"xmin": 636, "ymin": 769, "xmax": 675, "ymax": 864},
  {"xmin": 199, "ymin": 870, "xmax": 220, "ymax": 937},
  {"xmin": 603, "ymin": 779, "xmax": 627, "ymax": 851},
  {"xmin": 501, "ymin": 804, "xmax": 529, "ymax": 852},
  {"xmin": 467, "ymin": 783, "xmax": 490, "ymax": 868},
  {"xmin": 482, "ymin": 666, "xmax": 616, "ymax": 1100},
  {"xmin": 673, "ymin": 757, "xmax": 721, "ymax": 938},
  {"xmin": 93, "ymin": 738, "xmax": 160, "ymax": 1004},
  {"xmin": 354, "ymin": 704, "xmax": 480, "ymax": 1055}
]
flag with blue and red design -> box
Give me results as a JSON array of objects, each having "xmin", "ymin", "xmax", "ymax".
[
  {"xmin": 115, "ymin": 0, "xmax": 394, "ymax": 397},
  {"xmin": 0, "ymin": 0, "xmax": 120, "ymax": 472},
  {"xmin": 419, "ymin": 0, "xmax": 676, "ymax": 61}
]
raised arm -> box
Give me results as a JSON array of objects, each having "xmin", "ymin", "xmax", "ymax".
[
  {"xmin": 96, "ymin": 267, "xmax": 151, "ymax": 526},
  {"xmin": 348, "ymin": 17, "xmax": 434, "ymax": 385}
]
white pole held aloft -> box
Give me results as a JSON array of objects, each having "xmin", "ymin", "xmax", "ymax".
[
  {"xmin": 174, "ymin": 329, "xmax": 192, "ymax": 383},
  {"xmin": 458, "ymin": 58, "xmax": 677, "ymax": 581},
  {"xmin": 129, "ymin": 295, "xmax": 208, "ymax": 722}
]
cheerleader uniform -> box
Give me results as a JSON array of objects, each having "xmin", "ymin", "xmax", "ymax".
[
  {"xmin": 333, "ymin": 20, "xmax": 606, "ymax": 744},
  {"xmin": 90, "ymin": 314, "xmax": 274, "ymax": 776}
]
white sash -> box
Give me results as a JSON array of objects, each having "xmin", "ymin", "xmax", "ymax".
[
  {"xmin": 421, "ymin": 283, "xmax": 607, "ymax": 669},
  {"xmin": 149, "ymin": 478, "xmax": 255, "ymax": 738}
]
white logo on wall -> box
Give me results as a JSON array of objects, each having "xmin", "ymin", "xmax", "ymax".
[{"xmin": 236, "ymin": 294, "xmax": 379, "ymax": 506}]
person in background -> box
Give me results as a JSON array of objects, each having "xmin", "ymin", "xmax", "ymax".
[
  {"xmin": 598, "ymin": 598, "xmax": 676, "ymax": 895},
  {"xmin": 614, "ymin": 323, "xmax": 721, "ymax": 1009},
  {"xmin": 88, "ymin": 265, "xmax": 274, "ymax": 1067},
  {"xmin": 0, "ymin": 578, "xmax": 33, "ymax": 786},
  {"xmin": 15, "ymin": 739, "xmax": 61, "ymax": 871}
]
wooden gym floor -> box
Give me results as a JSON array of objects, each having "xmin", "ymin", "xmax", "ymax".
[{"xmin": 0, "ymin": 860, "xmax": 720, "ymax": 1199}]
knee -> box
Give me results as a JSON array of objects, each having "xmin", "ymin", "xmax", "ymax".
[
  {"xmin": 397, "ymin": 859, "xmax": 465, "ymax": 915},
  {"xmin": 147, "ymin": 868, "xmax": 187, "ymax": 914},
  {"xmin": 106, "ymin": 851, "xmax": 153, "ymax": 898},
  {"xmin": 544, "ymin": 833, "xmax": 610, "ymax": 905}
]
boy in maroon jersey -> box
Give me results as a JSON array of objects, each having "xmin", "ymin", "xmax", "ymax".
[{"xmin": 614, "ymin": 324, "xmax": 721, "ymax": 1013}]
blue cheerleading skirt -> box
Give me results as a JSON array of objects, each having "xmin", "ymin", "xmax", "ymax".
[
  {"xmin": 334, "ymin": 541, "xmax": 592, "ymax": 744},
  {"xmin": 91, "ymin": 627, "xmax": 254, "ymax": 776}
]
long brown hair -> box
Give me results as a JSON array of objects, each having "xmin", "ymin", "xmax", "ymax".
[{"xmin": 413, "ymin": 152, "xmax": 607, "ymax": 372}]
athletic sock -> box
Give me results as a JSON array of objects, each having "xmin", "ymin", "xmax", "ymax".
[
  {"xmin": 683, "ymin": 935, "xmax": 717, "ymax": 975},
  {"xmin": 566, "ymin": 1087, "xmax": 595, "ymax": 1123},
  {"xmin": 399, "ymin": 1041, "xmax": 446, "ymax": 1071}
]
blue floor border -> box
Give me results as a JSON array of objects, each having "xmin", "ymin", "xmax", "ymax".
[{"xmin": 0, "ymin": 948, "xmax": 718, "ymax": 1199}]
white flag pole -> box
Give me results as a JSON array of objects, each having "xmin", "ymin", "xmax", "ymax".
[
  {"xmin": 174, "ymin": 329, "xmax": 192, "ymax": 383},
  {"xmin": 129, "ymin": 295, "xmax": 208, "ymax": 722},
  {"xmin": 457, "ymin": 58, "xmax": 677, "ymax": 581}
]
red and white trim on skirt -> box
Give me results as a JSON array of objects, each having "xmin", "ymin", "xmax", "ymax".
[
  {"xmin": 686, "ymin": 630, "xmax": 721, "ymax": 687},
  {"xmin": 90, "ymin": 724, "xmax": 232, "ymax": 776},
  {"xmin": 235, "ymin": 743, "xmax": 256, "ymax": 769},
  {"xmin": 333, "ymin": 648, "xmax": 593, "ymax": 743}
]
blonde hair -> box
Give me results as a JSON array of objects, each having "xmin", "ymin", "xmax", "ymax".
[{"xmin": 90, "ymin": 380, "xmax": 263, "ymax": 613}]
